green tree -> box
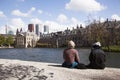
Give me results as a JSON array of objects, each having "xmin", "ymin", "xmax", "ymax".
[
  {"xmin": 6, "ymin": 35, "xmax": 14, "ymax": 47},
  {"xmin": 0, "ymin": 35, "xmax": 6, "ymax": 46},
  {"xmin": 114, "ymin": 28, "xmax": 120, "ymax": 45},
  {"xmin": 86, "ymin": 20, "xmax": 111, "ymax": 48}
]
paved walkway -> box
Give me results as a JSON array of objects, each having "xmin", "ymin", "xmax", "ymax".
[{"xmin": 0, "ymin": 59, "xmax": 120, "ymax": 80}]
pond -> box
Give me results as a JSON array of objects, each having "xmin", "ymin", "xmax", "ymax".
[{"xmin": 0, "ymin": 48, "xmax": 120, "ymax": 68}]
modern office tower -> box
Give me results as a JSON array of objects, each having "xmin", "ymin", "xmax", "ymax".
[
  {"xmin": 44, "ymin": 25, "xmax": 49, "ymax": 33},
  {"xmin": 35, "ymin": 24, "xmax": 40, "ymax": 36},
  {"xmin": 39, "ymin": 24, "xmax": 43, "ymax": 33},
  {"xmin": 28, "ymin": 24, "xmax": 34, "ymax": 32},
  {"xmin": 5, "ymin": 25, "xmax": 8, "ymax": 34}
]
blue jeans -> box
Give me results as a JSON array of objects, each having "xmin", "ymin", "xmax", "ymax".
[{"xmin": 62, "ymin": 62, "xmax": 78, "ymax": 68}]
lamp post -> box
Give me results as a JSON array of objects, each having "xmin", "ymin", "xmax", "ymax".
[
  {"xmin": 55, "ymin": 34, "xmax": 59, "ymax": 48},
  {"xmin": 56, "ymin": 38, "xmax": 58, "ymax": 48}
]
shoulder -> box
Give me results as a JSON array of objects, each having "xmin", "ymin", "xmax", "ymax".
[
  {"xmin": 64, "ymin": 48, "xmax": 70, "ymax": 51},
  {"xmin": 63, "ymin": 48, "xmax": 71, "ymax": 53},
  {"xmin": 93, "ymin": 49, "xmax": 105, "ymax": 54},
  {"xmin": 71, "ymin": 49, "xmax": 78, "ymax": 53},
  {"xmin": 70, "ymin": 48, "xmax": 77, "ymax": 51}
]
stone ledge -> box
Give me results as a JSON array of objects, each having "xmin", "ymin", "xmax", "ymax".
[{"xmin": 0, "ymin": 59, "xmax": 120, "ymax": 80}]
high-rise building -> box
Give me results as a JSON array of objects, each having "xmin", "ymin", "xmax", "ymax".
[
  {"xmin": 44, "ymin": 25, "xmax": 49, "ymax": 33},
  {"xmin": 35, "ymin": 24, "xmax": 40, "ymax": 36},
  {"xmin": 28, "ymin": 24, "xmax": 34, "ymax": 32},
  {"xmin": 5, "ymin": 25, "xmax": 8, "ymax": 34},
  {"xmin": 39, "ymin": 24, "xmax": 43, "ymax": 33}
]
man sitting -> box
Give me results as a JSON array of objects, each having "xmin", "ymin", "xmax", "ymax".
[
  {"xmin": 86, "ymin": 42, "xmax": 106, "ymax": 69},
  {"xmin": 62, "ymin": 40, "xmax": 80, "ymax": 68}
]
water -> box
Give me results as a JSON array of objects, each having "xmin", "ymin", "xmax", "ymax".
[{"xmin": 0, "ymin": 48, "xmax": 120, "ymax": 68}]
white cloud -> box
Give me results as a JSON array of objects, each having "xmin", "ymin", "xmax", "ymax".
[
  {"xmin": 9, "ymin": 18, "xmax": 26, "ymax": 34},
  {"xmin": 0, "ymin": 25, "xmax": 6, "ymax": 34},
  {"xmin": 71, "ymin": 17, "xmax": 82, "ymax": 24},
  {"xmin": 30, "ymin": 18, "xmax": 42, "ymax": 24},
  {"xmin": 99, "ymin": 17, "xmax": 105, "ymax": 22},
  {"xmin": 65, "ymin": 0, "xmax": 106, "ymax": 13},
  {"xmin": 44, "ymin": 18, "xmax": 85, "ymax": 33},
  {"xmin": 51, "ymin": 14, "xmax": 85, "ymax": 32},
  {"xmin": 38, "ymin": 10, "xmax": 43, "ymax": 14},
  {"xmin": 44, "ymin": 21, "xmax": 69, "ymax": 33},
  {"xmin": 57, "ymin": 14, "xmax": 68, "ymax": 24},
  {"xmin": 0, "ymin": 11, "xmax": 6, "ymax": 18},
  {"xmin": 12, "ymin": 10, "xmax": 28, "ymax": 17},
  {"xmin": 71, "ymin": 17, "xmax": 78, "ymax": 24},
  {"xmin": 45, "ymin": 12, "xmax": 52, "ymax": 17},
  {"xmin": 12, "ymin": 7, "xmax": 36, "ymax": 17},
  {"xmin": 111, "ymin": 14, "xmax": 120, "ymax": 21},
  {"xmin": 28, "ymin": 7, "xmax": 36, "ymax": 13},
  {"xmin": 0, "ymin": 18, "xmax": 26, "ymax": 34},
  {"xmin": 0, "ymin": 18, "xmax": 43, "ymax": 34},
  {"xmin": 71, "ymin": 17, "xmax": 85, "ymax": 27}
]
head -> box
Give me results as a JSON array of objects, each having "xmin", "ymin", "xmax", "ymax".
[
  {"xmin": 67, "ymin": 40, "xmax": 75, "ymax": 48},
  {"xmin": 92, "ymin": 42, "xmax": 101, "ymax": 49}
]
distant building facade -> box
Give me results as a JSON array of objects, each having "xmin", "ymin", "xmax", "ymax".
[
  {"xmin": 15, "ymin": 29, "xmax": 39, "ymax": 48},
  {"xmin": 15, "ymin": 33, "xmax": 25, "ymax": 48},
  {"xmin": 39, "ymin": 25, "xmax": 86, "ymax": 48}
]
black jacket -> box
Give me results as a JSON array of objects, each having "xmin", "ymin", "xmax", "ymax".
[{"xmin": 88, "ymin": 47, "xmax": 106, "ymax": 69}]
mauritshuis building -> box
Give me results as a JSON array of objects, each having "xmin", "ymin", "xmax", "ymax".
[{"xmin": 15, "ymin": 24, "xmax": 48, "ymax": 48}]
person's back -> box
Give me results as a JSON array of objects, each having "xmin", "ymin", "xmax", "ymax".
[
  {"xmin": 63, "ymin": 48, "xmax": 80, "ymax": 64},
  {"xmin": 87, "ymin": 42, "xmax": 106, "ymax": 69},
  {"xmin": 62, "ymin": 40, "xmax": 80, "ymax": 68},
  {"xmin": 89, "ymin": 48, "xmax": 106, "ymax": 69}
]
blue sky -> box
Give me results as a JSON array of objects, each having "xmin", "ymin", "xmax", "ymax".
[{"xmin": 0, "ymin": 0, "xmax": 120, "ymax": 34}]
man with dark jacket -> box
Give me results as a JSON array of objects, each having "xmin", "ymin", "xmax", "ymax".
[{"xmin": 86, "ymin": 42, "xmax": 106, "ymax": 69}]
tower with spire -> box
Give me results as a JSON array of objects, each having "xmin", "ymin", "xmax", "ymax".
[{"xmin": 16, "ymin": 28, "xmax": 19, "ymax": 35}]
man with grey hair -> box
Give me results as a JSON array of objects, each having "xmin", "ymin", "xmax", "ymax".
[{"xmin": 62, "ymin": 40, "xmax": 80, "ymax": 68}]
